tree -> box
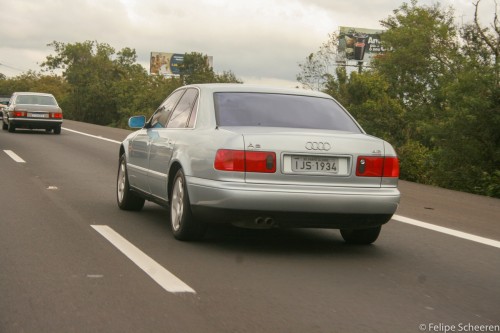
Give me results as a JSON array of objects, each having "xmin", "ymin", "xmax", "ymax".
[
  {"xmin": 377, "ymin": 0, "xmax": 499, "ymax": 196},
  {"xmin": 0, "ymin": 71, "xmax": 69, "ymax": 103},
  {"xmin": 41, "ymin": 41, "xmax": 183, "ymax": 126},
  {"xmin": 214, "ymin": 70, "xmax": 242, "ymax": 84},
  {"xmin": 371, "ymin": 1, "xmax": 461, "ymax": 184},
  {"xmin": 42, "ymin": 41, "xmax": 118, "ymax": 124},
  {"xmin": 297, "ymin": 0, "xmax": 500, "ymax": 197},
  {"xmin": 428, "ymin": 0, "xmax": 500, "ymax": 196},
  {"xmin": 376, "ymin": 0, "xmax": 458, "ymax": 138},
  {"xmin": 179, "ymin": 52, "xmax": 216, "ymax": 85},
  {"xmin": 4, "ymin": 41, "xmax": 244, "ymax": 129},
  {"xmin": 179, "ymin": 52, "xmax": 242, "ymax": 85},
  {"xmin": 296, "ymin": 33, "xmax": 339, "ymax": 90},
  {"xmin": 471, "ymin": 0, "xmax": 500, "ymax": 86},
  {"xmin": 323, "ymin": 66, "xmax": 348, "ymax": 105}
]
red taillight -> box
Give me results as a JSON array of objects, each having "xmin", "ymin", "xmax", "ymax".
[
  {"xmin": 382, "ymin": 157, "xmax": 399, "ymax": 177},
  {"xmin": 13, "ymin": 111, "xmax": 27, "ymax": 117},
  {"xmin": 214, "ymin": 150, "xmax": 245, "ymax": 172},
  {"xmin": 214, "ymin": 149, "xmax": 276, "ymax": 173},
  {"xmin": 356, "ymin": 156, "xmax": 399, "ymax": 178},
  {"xmin": 50, "ymin": 113, "xmax": 63, "ymax": 119}
]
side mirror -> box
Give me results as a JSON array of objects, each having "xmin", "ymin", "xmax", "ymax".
[{"xmin": 128, "ymin": 115, "xmax": 146, "ymax": 129}]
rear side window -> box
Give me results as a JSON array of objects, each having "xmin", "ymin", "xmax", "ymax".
[
  {"xmin": 150, "ymin": 89, "xmax": 185, "ymax": 128},
  {"xmin": 167, "ymin": 88, "xmax": 198, "ymax": 128},
  {"xmin": 214, "ymin": 92, "xmax": 362, "ymax": 133}
]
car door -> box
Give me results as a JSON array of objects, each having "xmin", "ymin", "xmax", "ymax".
[
  {"xmin": 127, "ymin": 128, "xmax": 150, "ymax": 190},
  {"xmin": 128, "ymin": 89, "xmax": 184, "ymax": 194},
  {"xmin": 148, "ymin": 88, "xmax": 199, "ymax": 200}
]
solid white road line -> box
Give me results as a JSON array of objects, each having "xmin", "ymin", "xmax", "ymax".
[
  {"xmin": 91, "ymin": 225, "xmax": 196, "ymax": 294},
  {"xmin": 393, "ymin": 214, "xmax": 500, "ymax": 249},
  {"xmin": 3, "ymin": 150, "xmax": 26, "ymax": 163},
  {"xmin": 62, "ymin": 127, "xmax": 122, "ymax": 144}
]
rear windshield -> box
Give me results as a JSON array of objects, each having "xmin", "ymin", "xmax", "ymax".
[
  {"xmin": 16, "ymin": 95, "xmax": 57, "ymax": 106},
  {"xmin": 214, "ymin": 92, "xmax": 362, "ymax": 133}
]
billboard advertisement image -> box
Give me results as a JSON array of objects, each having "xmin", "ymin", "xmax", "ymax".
[
  {"xmin": 150, "ymin": 52, "xmax": 214, "ymax": 76},
  {"xmin": 150, "ymin": 52, "xmax": 184, "ymax": 76},
  {"xmin": 337, "ymin": 26, "xmax": 385, "ymax": 63}
]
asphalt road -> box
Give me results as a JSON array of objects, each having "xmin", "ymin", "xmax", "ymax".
[{"xmin": 1, "ymin": 120, "xmax": 499, "ymax": 333}]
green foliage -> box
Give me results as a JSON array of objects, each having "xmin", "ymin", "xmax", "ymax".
[
  {"xmin": 179, "ymin": 52, "xmax": 242, "ymax": 85},
  {"xmin": 112, "ymin": 75, "xmax": 183, "ymax": 128},
  {"xmin": 298, "ymin": 0, "xmax": 500, "ymax": 197},
  {"xmin": 398, "ymin": 140, "xmax": 433, "ymax": 184},
  {"xmin": 323, "ymin": 67, "xmax": 348, "ymax": 105},
  {"xmin": 179, "ymin": 52, "xmax": 216, "ymax": 85},
  {"xmin": 381, "ymin": 1, "xmax": 499, "ymax": 197},
  {"xmin": 3, "ymin": 42, "xmax": 243, "ymax": 130},
  {"xmin": 0, "ymin": 71, "xmax": 69, "ymax": 102},
  {"xmin": 41, "ymin": 41, "xmax": 128, "ymax": 125},
  {"xmin": 325, "ymin": 70, "xmax": 406, "ymax": 145}
]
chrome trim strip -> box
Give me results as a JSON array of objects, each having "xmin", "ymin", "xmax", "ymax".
[
  {"xmin": 9, "ymin": 118, "xmax": 63, "ymax": 123},
  {"xmin": 127, "ymin": 163, "xmax": 168, "ymax": 180},
  {"xmin": 148, "ymin": 168, "xmax": 168, "ymax": 180},
  {"xmin": 127, "ymin": 163, "xmax": 149, "ymax": 173}
]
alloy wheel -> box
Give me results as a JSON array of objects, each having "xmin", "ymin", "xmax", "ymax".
[
  {"xmin": 117, "ymin": 160, "xmax": 126, "ymax": 203},
  {"xmin": 171, "ymin": 176, "xmax": 184, "ymax": 231}
]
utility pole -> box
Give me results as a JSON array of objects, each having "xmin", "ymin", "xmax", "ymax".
[{"xmin": 357, "ymin": 61, "xmax": 363, "ymax": 73}]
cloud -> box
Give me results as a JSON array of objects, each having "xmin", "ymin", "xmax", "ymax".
[
  {"xmin": 0, "ymin": 0, "xmax": 497, "ymax": 85},
  {"xmin": 0, "ymin": 0, "xmax": 334, "ymax": 82}
]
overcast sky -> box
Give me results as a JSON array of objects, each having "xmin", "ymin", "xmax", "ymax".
[{"xmin": 0, "ymin": 0, "xmax": 495, "ymax": 87}]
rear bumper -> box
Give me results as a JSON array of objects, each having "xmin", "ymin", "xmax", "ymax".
[
  {"xmin": 186, "ymin": 176, "xmax": 400, "ymax": 228},
  {"xmin": 9, "ymin": 118, "xmax": 62, "ymax": 129}
]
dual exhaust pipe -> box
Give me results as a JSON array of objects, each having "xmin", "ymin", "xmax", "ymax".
[{"xmin": 254, "ymin": 216, "xmax": 276, "ymax": 227}]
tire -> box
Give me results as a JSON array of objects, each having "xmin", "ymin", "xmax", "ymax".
[
  {"xmin": 117, "ymin": 154, "xmax": 145, "ymax": 211},
  {"xmin": 340, "ymin": 226, "xmax": 382, "ymax": 245},
  {"xmin": 53, "ymin": 126, "xmax": 61, "ymax": 135},
  {"xmin": 170, "ymin": 169, "xmax": 206, "ymax": 241},
  {"xmin": 8, "ymin": 123, "xmax": 15, "ymax": 133}
]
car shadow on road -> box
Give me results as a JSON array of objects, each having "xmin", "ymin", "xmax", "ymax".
[
  {"xmin": 201, "ymin": 225, "xmax": 389, "ymax": 257},
  {"xmin": 123, "ymin": 204, "xmax": 390, "ymax": 258},
  {"xmin": 5, "ymin": 129, "xmax": 57, "ymax": 135}
]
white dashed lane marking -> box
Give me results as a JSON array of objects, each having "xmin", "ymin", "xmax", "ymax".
[
  {"xmin": 92, "ymin": 225, "xmax": 196, "ymax": 294},
  {"xmin": 4, "ymin": 150, "xmax": 26, "ymax": 163}
]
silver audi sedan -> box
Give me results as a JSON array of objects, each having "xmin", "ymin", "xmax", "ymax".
[{"xmin": 117, "ymin": 84, "xmax": 400, "ymax": 244}]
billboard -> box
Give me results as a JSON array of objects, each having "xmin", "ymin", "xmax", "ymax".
[
  {"xmin": 150, "ymin": 52, "xmax": 213, "ymax": 76},
  {"xmin": 337, "ymin": 26, "xmax": 385, "ymax": 63}
]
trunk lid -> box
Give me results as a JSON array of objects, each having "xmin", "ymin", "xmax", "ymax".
[{"xmin": 226, "ymin": 127, "xmax": 386, "ymax": 188}]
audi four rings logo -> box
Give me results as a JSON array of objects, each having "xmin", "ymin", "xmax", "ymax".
[{"xmin": 305, "ymin": 142, "xmax": 331, "ymax": 151}]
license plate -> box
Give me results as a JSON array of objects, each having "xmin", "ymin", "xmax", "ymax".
[
  {"xmin": 291, "ymin": 156, "xmax": 339, "ymax": 173},
  {"xmin": 29, "ymin": 113, "xmax": 48, "ymax": 118}
]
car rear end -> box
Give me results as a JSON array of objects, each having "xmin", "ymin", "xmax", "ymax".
[
  {"xmin": 186, "ymin": 87, "xmax": 400, "ymax": 229},
  {"xmin": 7, "ymin": 93, "xmax": 63, "ymax": 133}
]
